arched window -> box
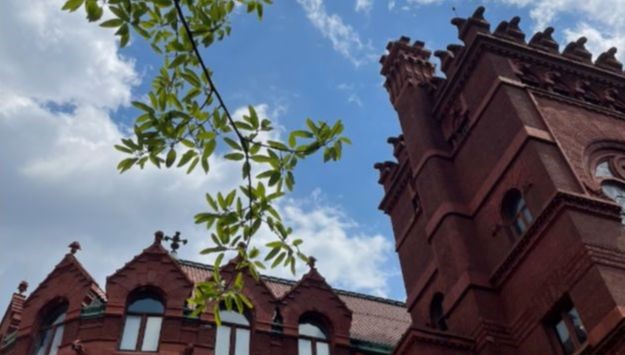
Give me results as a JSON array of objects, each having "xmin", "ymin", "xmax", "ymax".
[
  {"xmin": 501, "ymin": 189, "xmax": 533, "ymax": 237},
  {"xmin": 429, "ymin": 293, "xmax": 447, "ymax": 331},
  {"xmin": 119, "ymin": 289, "xmax": 164, "ymax": 352},
  {"xmin": 298, "ymin": 319, "xmax": 329, "ymax": 355},
  {"xmin": 594, "ymin": 159, "xmax": 625, "ymax": 221},
  {"xmin": 34, "ymin": 302, "xmax": 68, "ymax": 355},
  {"xmin": 215, "ymin": 310, "xmax": 250, "ymax": 355}
]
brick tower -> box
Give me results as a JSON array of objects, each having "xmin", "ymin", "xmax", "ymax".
[{"xmin": 377, "ymin": 7, "xmax": 625, "ymax": 355}]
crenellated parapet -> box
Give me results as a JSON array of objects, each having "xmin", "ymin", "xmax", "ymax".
[{"xmin": 380, "ymin": 37, "xmax": 440, "ymax": 106}]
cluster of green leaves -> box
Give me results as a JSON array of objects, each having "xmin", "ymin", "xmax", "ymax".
[{"xmin": 62, "ymin": 0, "xmax": 350, "ymax": 321}]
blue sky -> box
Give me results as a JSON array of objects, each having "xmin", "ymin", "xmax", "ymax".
[{"xmin": 2, "ymin": 0, "xmax": 625, "ymax": 314}]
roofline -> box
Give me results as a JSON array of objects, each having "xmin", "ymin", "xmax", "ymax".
[{"xmin": 177, "ymin": 259, "xmax": 406, "ymax": 307}]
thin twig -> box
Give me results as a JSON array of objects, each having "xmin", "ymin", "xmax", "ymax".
[{"xmin": 173, "ymin": 0, "xmax": 254, "ymax": 243}]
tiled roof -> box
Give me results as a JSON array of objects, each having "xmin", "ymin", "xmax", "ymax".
[{"xmin": 178, "ymin": 259, "xmax": 411, "ymax": 348}]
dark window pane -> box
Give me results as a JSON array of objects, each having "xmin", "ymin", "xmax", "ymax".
[
  {"xmin": 555, "ymin": 319, "xmax": 574, "ymax": 355},
  {"xmin": 522, "ymin": 207, "xmax": 533, "ymax": 224},
  {"xmin": 568, "ymin": 308, "xmax": 587, "ymax": 344},
  {"xmin": 127, "ymin": 296, "xmax": 164, "ymax": 314},
  {"xmin": 35, "ymin": 329, "xmax": 52, "ymax": 355}
]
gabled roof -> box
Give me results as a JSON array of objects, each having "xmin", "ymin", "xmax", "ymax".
[
  {"xmin": 25, "ymin": 253, "xmax": 106, "ymax": 307},
  {"xmin": 178, "ymin": 259, "xmax": 411, "ymax": 347}
]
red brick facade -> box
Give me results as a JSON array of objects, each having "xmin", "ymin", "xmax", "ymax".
[
  {"xmin": 0, "ymin": 234, "xmax": 409, "ymax": 354},
  {"xmin": 376, "ymin": 6, "xmax": 625, "ymax": 355}
]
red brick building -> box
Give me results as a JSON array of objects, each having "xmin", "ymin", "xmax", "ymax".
[
  {"xmin": 0, "ymin": 233, "xmax": 410, "ymax": 354},
  {"xmin": 375, "ymin": 6, "xmax": 625, "ymax": 355}
]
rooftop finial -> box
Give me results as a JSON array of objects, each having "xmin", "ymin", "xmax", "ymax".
[
  {"xmin": 595, "ymin": 47, "xmax": 623, "ymax": 72},
  {"xmin": 529, "ymin": 27, "xmax": 559, "ymax": 53},
  {"xmin": 307, "ymin": 256, "xmax": 317, "ymax": 269},
  {"xmin": 163, "ymin": 231, "xmax": 188, "ymax": 255},
  {"xmin": 68, "ymin": 241, "xmax": 81, "ymax": 255},
  {"xmin": 18, "ymin": 281, "xmax": 28, "ymax": 294},
  {"xmin": 154, "ymin": 230, "xmax": 164, "ymax": 245},
  {"xmin": 563, "ymin": 36, "xmax": 592, "ymax": 63}
]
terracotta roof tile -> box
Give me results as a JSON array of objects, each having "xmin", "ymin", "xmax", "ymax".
[{"xmin": 178, "ymin": 260, "xmax": 410, "ymax": 347}]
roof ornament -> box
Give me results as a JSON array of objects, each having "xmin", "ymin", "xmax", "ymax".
[
  {"xmin": 494, "ymin": 16, "xmax": 525, "ymax": 43},
  {"xmin": 18, "ymin": 281, "xmax": 28, "ymax": 295},
  {"xmin": 154, "ymin": 230, "xmax": 164, "ymax": 245},
  {"xmin": 529, "ymin": 27, "xmax": 559, "ymax": 53},
  {"xmin": 68, "ymin": 241, "xmax": 81, "ymax": 255},
  {"xmin": 595, "ymin": 47, "xmax": 623, "ymax": 72},
  {"xmin": 164, "ymin": 231, "xmax": 188, "ymax": 255},
  {"xmin": 307, "ymin": 256, "xmax": 317, "ymax": 269},
  {"xmin": 563, "ymin": 36, "xmax": 592, "ymax": 63}
]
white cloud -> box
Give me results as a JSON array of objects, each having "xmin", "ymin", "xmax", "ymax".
[
  {"xmin": 355, "ymin": 0, "xmax": 374, "ymax": 13},
  {"xmin": 499, "ymin": 0, "xmax": 625, "ymax": 31},
  {"xmin": 0, "ymin": 0, "xmax": 137, "ymax": 108},
  {"xmin": 297, "ymin": 0, "xmax": 376, "ymax": 66},
  {"xmin": 249, "ymin": 191, "xmax": 395, "ymax": 296},
  {"xmin": 337, "ymin": 83, "xmax": 364, "ymax": 107}
]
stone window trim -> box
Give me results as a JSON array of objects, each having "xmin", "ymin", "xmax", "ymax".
[{"xmin": 584, "ymin": 142, "xmax": 625, "ymax": 192}]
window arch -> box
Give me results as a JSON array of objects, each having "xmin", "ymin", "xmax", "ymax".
[
  {"xmin": 215, "ymin": 310, "xmax": 250, "ymax": 355},
  {"xmin": 119, "ymin": 288, "xmax": 165, "ymax": 352},
  {"xmin": 298, "ymin": 315, "xmax": 330, "ymax": 355},
  {"xmin": 429, "ymin": 293, "xmax": 447, "ymax": 331},
  {"xmin": 501, "ymin": 189, "xmax": 533, "ymax": 237},
  {"xmin": 593, "ymin": 157, "xmax": 625, "ymax": 221},
  {"xmin": 34, "ymin": 301, "xmax": 68, "ymax": 355}
]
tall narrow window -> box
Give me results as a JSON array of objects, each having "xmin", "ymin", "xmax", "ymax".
[
  {"xmin": 298, "ymin": 321, "xmax": 329, "ymax": 355},
  {"xmin": 34, "ymin": 302, "xmax": 68, "ymax": 355},
  {"xmin": 429, "ymin": 293, "xmax": 447, "ymax": 331},
  {"xmin": 502, "ymin": 189, "xmax": 533, "ymax": 237},
  {"xmin": 549, "ymin": 305, "xmax": 587, "ymax": 355},
  {"xmin": 215, "ymin": 310, "xmax": 250, "ymax": 355},
  {"xmin": 119, "ymin": 290, "xmax": 164, "ymax": 352}
]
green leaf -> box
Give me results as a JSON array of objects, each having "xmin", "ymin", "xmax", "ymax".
[
  {"xmin": 152, "ymin": 0, "xmax": 172, "ymax": 7},
  {"xmin": 223, "ymin": 137, "xmax": 242, "ymax": 150},
  {"xmin": 165, "ymin": 148, "xmax": 176, "ymax": 167},
  {"xmin": 271, "ymin": 252, "xmax": 286, "ymax": 268},
  {"xmin": 224, "ymin": 152, "xmax": 244, "ymax": 161},
  {"xmin": 85, "ymin": 0, "xmax": 103, "ymax": 22},
  {"xmin": 62, "ymin": 0, "xmax": 84, "ymax": 12},
  {"xmin": 100, "ymin": 18, "xmax": 123, "ymax": 28},
  {"xmin": 264, "ymin": 247, "xmax": 279, "ymax": 261},
  {"xmin": 177, "ymin": 150, "xmax": 196, "ymax": 167}
]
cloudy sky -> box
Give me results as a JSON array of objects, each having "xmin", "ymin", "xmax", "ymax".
[{"xmin": 2, "ymin": 0, "xmax": 625, "ymax": 313}]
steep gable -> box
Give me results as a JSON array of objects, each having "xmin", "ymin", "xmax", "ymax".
[{"xmin": 105, "ymin": 232, "xmax": 194, "ymax": 316}]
